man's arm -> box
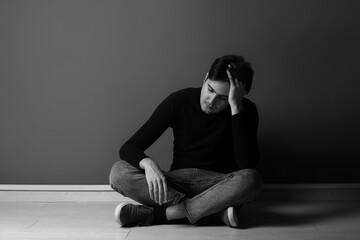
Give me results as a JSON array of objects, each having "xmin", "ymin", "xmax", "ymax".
[
  {"xmin": 227, "ymin": 64, "xmax": 259, "ymax": 169},
  {"xmin": 119, "ymin": 93, "xmax": 174, "ymax": 168},
  {"xmin": 119, "ymin": 93, "xmax": 174, "ymax": 205},
  {"xmin": 231, "ymin": 103, "xmax": 259, "ymax": 169}
]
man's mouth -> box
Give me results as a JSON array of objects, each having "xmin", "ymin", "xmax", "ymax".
[{"xmin": 206, "ymin": 104, "xmax": 215, "ymax": 110}]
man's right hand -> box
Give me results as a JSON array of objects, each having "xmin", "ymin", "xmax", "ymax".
[{"xmin": 139, "ymin": 158, "xmax": 168, "ymax": 205}]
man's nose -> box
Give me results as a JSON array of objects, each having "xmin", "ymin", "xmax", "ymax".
[{"xmin": 209, "ymin": 94, "xmax": 216, "ymax": 105}]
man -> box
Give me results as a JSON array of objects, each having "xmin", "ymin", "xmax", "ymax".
[{"xmin": 109, "ymin": 55, "xmax": 262, "ymax": 228}]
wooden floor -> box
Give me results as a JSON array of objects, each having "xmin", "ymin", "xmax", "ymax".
[{"xmin": 1, "ymin": 201, "xmax": 360, "ymax": 240}]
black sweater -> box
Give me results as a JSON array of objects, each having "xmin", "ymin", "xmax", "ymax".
[{"xmin": 120, "ymin": 87, "xmax": 259, "ymax": 173}]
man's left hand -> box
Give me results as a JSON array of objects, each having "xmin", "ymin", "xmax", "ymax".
[{"xmin": 226, "ymin": 63, "xmax": 245, "ymax": 115}]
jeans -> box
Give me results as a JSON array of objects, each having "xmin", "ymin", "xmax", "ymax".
[{"xmin": 109, "ymin": 160, "xmax": 262, "ymax": 224}]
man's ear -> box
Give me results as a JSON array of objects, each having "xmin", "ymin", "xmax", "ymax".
[{"xmin": 203, "ymin": 72, "xmax": 209, "ymax": 83}]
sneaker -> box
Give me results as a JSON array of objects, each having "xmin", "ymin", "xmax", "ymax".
[
  {"xmin": 114, "ymin": 202, "xmax": 154, "ymax": 227},
  {"xmin": 222, "ymin": 206, "xmax": 239, "ymax": 228}
]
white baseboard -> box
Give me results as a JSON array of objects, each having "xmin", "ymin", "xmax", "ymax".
[
  {"xmin": 1, "ymin": 184, "xmax": 360, "ymax": 202},
  {"xmin": 0, "ymin": 184, "xmax": 114, "ymax": 191},
  {"xmin": 0, "ymin": 185, "xmax": 132, "ymax": 202}
]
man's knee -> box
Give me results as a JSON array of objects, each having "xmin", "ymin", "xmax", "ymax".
[
  {"xmin": 109, "ymin": 160, "xmax": 134, "ymax": 192},
  {"xmin": 234, "ymin": 168, "xmax": 263, "ymax": 193}
]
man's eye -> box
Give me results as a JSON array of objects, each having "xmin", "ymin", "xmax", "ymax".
[{"xmin": 208, "ymin": 88, "xmax": 214, "ymax": 92}]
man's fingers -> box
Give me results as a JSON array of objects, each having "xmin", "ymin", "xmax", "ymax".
[
  {"xmin": 153, "ymin": 181, "xmax": 159, "ymax": 204},
  {"xmin": 163, "ymin": 179, "xmax": 168, "ymax": 204},
  {"xmin": 157, "ymin": 177, "xmax": 168, "ymax": 205},
  {"xmin": 229, "ymin": 63, "xmax": 241, "ymax": 80},
  {"xmin": 153, "ymin": 181, "xmax": 159, "ymax": 203},
  {"xmin": 235, "ymin": 78, "xmax": 241, "ymax": 88},
  {"xmin": 228, "ymin": 63, "xmax": 242, "ymax": 88},
  {"xmin": 226, "ymin": 69, "xmax": 235, "ymax": 86},
  {"xmin": 148, "ymin": 181, "xmax": 154, "ymax": 201},
  {"xmin": 159, "ymin": 178, "xmax": 168, "ymax": 205},
  {"xmin": 157, "ymin": 179, "xmax": 163, "ymax": 205}
]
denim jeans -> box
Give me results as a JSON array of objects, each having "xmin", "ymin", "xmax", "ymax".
[{"xmin": 109, "ymin": 160, "xmax": 262, "ymax": 224}]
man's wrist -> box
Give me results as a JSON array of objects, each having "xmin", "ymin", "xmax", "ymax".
[
  {"xmin": 139, "ymin": 157, "xmax": 153, "ymax": 170},
  {"xmin": 230, "ymin": 100, "xmax": 244, "ymax": 115}
]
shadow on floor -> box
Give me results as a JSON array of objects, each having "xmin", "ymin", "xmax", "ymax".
[{"xmin": 235, "ymin": 200, "xmax": 360, "ymax": 229}]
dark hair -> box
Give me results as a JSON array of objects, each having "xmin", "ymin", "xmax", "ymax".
[{"xmin": 208, "ymin": 55, "xmax": 254, "ymax": 94}]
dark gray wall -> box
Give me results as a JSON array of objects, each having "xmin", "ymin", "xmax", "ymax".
[{"xmin": 1, "ymin": 0, "xmax": 359, "ymax": 184}]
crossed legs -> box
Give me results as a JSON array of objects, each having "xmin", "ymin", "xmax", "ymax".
[{"xmin": 109, "ymin": 160, "xmax": 262, "ymax": 225}]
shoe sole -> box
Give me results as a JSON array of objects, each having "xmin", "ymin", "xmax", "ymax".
[
  {"xmin": 227, "ymin": 206, "xmax": 238, "ymax": 227},
  {"xmin": 114, "ymin": 202, "xmax": 132, "ymax": 226}
]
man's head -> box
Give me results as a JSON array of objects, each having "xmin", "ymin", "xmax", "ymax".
[{"xmin": 200, "ymin": 55, "xmax": 254, "ymax": 114}]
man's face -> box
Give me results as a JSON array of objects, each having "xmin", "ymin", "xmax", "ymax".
[{"xmin": 200, "ymin": 78, "xmax": 230, "ymax": 114}]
